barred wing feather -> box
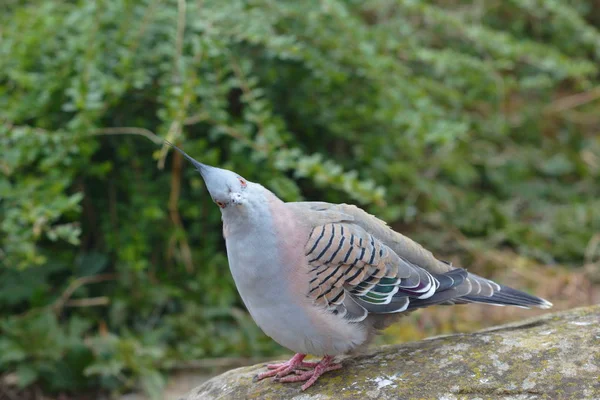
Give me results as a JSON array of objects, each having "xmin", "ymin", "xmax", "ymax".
[{"xmin": 304, "ymin": 223, "xmax": 455, "ymax": 322}]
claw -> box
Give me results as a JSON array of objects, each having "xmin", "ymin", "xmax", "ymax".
[
  {"xmin": 256, "ymin": 353, "xmax": 311, "ymax": 381},
  {"xmin": 277, "ymin": 357, "xmax": 341, "ymax": 390},
  {"xmin": 257, "ymin": 354, "xmax": 341, "ymax": 390}
]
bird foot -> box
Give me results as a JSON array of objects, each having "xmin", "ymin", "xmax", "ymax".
[
  {"xmin": 256, "ymin": 353, "xmax": 315, "ymax": 381},
  {"xmin": 275, "ymin": 355, "xmax": 341, "ymax": 391},
  {"xmin": 266, "ymin": 360, "xmax": 319, "ymax": 371}
]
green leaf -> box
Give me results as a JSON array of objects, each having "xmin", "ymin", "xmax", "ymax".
[
  {"xmin": 0, "ymin": 339, "xmax": 26, "ymax": 365},
  {"xmin": 16, "ymin": 365, "xmax": 38, "ymax": 388},
  {"xmin": 139, "ymin": 370, "xmax": 166, "ymax": 400}
]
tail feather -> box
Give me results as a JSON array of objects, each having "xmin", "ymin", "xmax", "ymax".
[
  {"xmin": 463, "ymin": 283, "xmax": 552, "ymax": 309},
  {"xmin": 390, "ymin": 266, "xmax": 552, "ymax": 312},
  {"xmin": 403, "ymin": 269, "xmax": 552, "ymax": 311}
]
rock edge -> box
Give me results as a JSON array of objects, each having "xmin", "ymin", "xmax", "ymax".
[{"xmin": 184, "ymin": 306, "xmax": 600, "ymax": 400}]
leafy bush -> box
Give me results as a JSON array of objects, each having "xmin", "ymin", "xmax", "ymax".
[{"xmin": 1, "ymin": 0, "xmax": 599, "ymax": 396}]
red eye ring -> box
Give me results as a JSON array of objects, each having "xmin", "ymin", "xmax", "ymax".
[
  {"xmin": 215, "ymin": 201, "xmax": 225, "ymax": 208},
  {"xmin": 238, "ymin": 178, "xmax": 247, "ymax": 187}
]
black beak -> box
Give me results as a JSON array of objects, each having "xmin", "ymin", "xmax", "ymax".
[{"xmin": 164, "ymin": 140, "xmax": 208, "ymax": 174}]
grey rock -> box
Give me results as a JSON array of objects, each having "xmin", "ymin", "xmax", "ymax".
[{"xmin": 184, "ymin": 306, "xmax": 600, "ymax": 399}]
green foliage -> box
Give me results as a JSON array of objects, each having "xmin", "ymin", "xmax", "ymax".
[
  {"xmin": 0, "ymin": 311, "xmax": 94, "ymax": 391},
  {"xmin": 1, "ymin": 0, "xmax": 599, "ymax": 395}
]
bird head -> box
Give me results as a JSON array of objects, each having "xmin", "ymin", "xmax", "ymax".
[{"xmin": 165, "ymin": 141, "xmax": 250, "ymax": 210}]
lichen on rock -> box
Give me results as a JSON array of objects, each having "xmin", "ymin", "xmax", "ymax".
[{"xmin": 183, "ymin": 306, "xmax": 600, "ymax": 399}]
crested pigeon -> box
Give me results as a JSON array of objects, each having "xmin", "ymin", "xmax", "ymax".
[{"xmin": 166, "ymin": 142, "xmax": 552, "ymax": 391}]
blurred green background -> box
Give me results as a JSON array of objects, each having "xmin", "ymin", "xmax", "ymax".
[{"xmin": 1, "ymin": 0, "xmax": 600, "ymax": 398}]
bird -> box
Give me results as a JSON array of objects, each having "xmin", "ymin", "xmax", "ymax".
[{"xmin": 165, "ymin": 141, "xmax": 552, "ymax": 391}]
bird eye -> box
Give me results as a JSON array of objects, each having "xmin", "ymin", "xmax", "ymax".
[
  {"xmin": 215, "ymin": 201, "xmax": 225, "ymax": 208},
  {"xmin": 238, "ymin": 177, "xmax": 247, "ymax": 188}
]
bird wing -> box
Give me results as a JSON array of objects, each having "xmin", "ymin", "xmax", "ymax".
[
  {"xmin": 287, "ymin": 201, "xmax": 516, "ymax": 322},
  {"xmin": 291, "ymin": 202, "xmax": 451, "ymax": 273}
]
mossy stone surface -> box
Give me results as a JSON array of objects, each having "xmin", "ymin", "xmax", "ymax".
[{"xmin": 184, "ymin": 306, "xmax": 600, "ymax": 400}]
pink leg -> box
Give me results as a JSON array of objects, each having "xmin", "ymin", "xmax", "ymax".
[
  {"xmin": 256, "ymin": 353, "xmax": 316, "ymax": 380},
  {"xmin": 266, "ymin": 357, "xmax": 319, "ymax": 371},
  {"xmin": 276, "ymin": 355, "xmax": 342, "ymax": 391}
]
